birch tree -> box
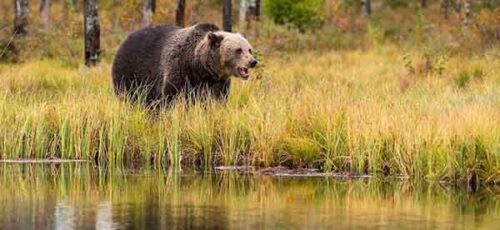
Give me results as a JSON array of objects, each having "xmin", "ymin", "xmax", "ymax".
[
  {"xmin": 248, "ymin": 0, "xmax": 260, "ymax": 21},
  {"xmin": 362, "ymin": 0, "xmax": 371, "ymax": 16},
  {"xmin": 239, "ymin": 0, "xmax": 261, "ymax": 31},
  {"xmin": 39, "ymin": 0, "xmax": 51, "ymax": 29},
  {"xmin": 84, "ymin": 0, "xmax": 100, "ymax": 66},
  {"xmin": 143, "ymin": 0, "xmax": 155, "ymax": 26},
  {"xmin": 175, "ymin": 0, "xmax": 185, "ymax": 27},
  {"xmin": 223, "ymin": 0, "xmax": 232, "ymax": 31},
  {"xmin": 239, "ymin": 0, "xmax": 249, "ymax": 30},
  {"xmin": 463, "ymin": 0, "xmax": 472, "ymax": 28},
  {"xmin": 14, "ymin": 0, "xmax": 29, "ymax": 36},
  {"xmin": 455, "ymin": 0, "xmax": 462, "ymax": 13}
]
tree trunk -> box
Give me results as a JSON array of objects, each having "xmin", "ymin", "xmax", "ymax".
[
  {"xmin": 143, "ymin": 0, "xmax": 155, "ymax": 26},
  {"xmin": 248, "ymin": 0, "xmax": 260, "ymax": 21},
  {"xmin": 84, "ymin": 0, "xmax": 100, "ymax": 67},
  {"xmin": 223, "ymin": 0, "xmax": 232, "ymax": 32},
  {"xmin": 14, "ymin": 0, "xmax": 29, "ymax": 36},
  {"xmin": 240, "ymin": 0, "xmax": 260, "ymax": 31},
  {"xmin": 362, "ymin": 0, "xmax": 371, "ymax": 16},
  {"xmin": 175, "ymin": 0, "xmax": 185, "ymax": 27},
  {"xmin": 39, "ymin": 0, "xmax": 51, "ymax": 29},
  {"xmin": 441, "ymin": 0, "xmax": 449, "ymax": 19},
  {"xmin": 455, "ymin": 0, "xmax": 462, "ymax": 13},
  {"xmin": 463, "ymin": 0, "xmax": 472, "ymax": 28},
  {"xmin": 421, "ymin": 0, "xmax": 427, "ymax": 8},
  {"xmin": 239, "ymin": 0, "xmax": 249, "ymax": 30}
]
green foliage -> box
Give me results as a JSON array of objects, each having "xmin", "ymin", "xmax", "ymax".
[
  {"xmin": 453, "ymin": 68, "xmax": 484, "ymax": 88},
  {"xmin": 366, "ymin": 22, "xmax": 385, "ymax": 46},
  {"xmin": 413, "ymin": 11, "xmax": 426, "ymax": 44},
  {"xmin": 265, "ymin": 0, "xmax": 325, "ymax": 32},
  {"xmin": 472, "ymin": 68, "xmax": 485, "ymax": 80},
  {"xmin": 425, "ymin": 52, "xmax": 447, "ymax": 75},
  {"xmin": 386, "ymin": 0, "xmax": 409, "ymax": 9},
  {"xmin": 276, "ymin": 137, "xmax": 322, "ymax": 167},
  {"xmin": 454, "ymin": 71, "xmax": 471, "ymax": 88},
  {"xmin": 340, "ymin": 0, "xmax": 358, "ymax": 10},
  {"xmin": 401, "ymin": 51, "xmax": 448, "ymax": 77}
]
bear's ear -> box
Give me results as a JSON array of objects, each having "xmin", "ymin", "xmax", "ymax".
[
  {"xmin": 238, "ymin": 32, "xmax": 247, "ymax": 39},
  {"xmin": 207, "ymin": 32, "xmax": 224, "ymax": 47}
]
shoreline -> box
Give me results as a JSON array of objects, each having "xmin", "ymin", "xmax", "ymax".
[{"xmin": 1, "ymin": 158, "xmax": 496, "ymax": 190}]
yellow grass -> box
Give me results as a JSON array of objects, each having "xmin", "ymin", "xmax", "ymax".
[{"xmin": 0, "ymin": 46, "xmax": 498, "ymax": 184}]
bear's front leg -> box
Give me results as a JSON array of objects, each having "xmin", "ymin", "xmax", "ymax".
[{"xmin": 210, "ymin": 78, "xmax": 231, "ymax": 102}]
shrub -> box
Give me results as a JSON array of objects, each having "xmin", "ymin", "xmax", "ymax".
[
  {"xmin": 265, "ymin": 0, "xmax": 325, "ymax": 32},
  {"xmin": 454, "ymin": 71, "xmax": 471, "ymax": 88},
  {"xmin": 453, "ymin": 68, "xmax": 484, "ymax": 88},
  {"xmin": 472, "ymin": 68, "xmax": 484, "ymax": 80},
  {"xmin": 386, "ymin": 0, "xmax": 409, "ymax": 9}
]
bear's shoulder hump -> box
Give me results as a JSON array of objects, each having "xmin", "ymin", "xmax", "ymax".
[{"xmin": 192, "ymin": 23, "xmax": 220, "ymax": 33}]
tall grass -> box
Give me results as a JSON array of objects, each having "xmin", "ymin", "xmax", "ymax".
[{"xmin": 0, "ymin": 47, "xmax": 498, "ymax": 185}]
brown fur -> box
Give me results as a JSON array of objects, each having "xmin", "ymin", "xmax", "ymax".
[{"xmin": 112, "ymin": 23, "xmax": 257, "ymax": 107}]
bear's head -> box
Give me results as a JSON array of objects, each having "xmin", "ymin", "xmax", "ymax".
[{"xmin": 196, "ymin": 31, "xmax": 258, "ymax": 80}]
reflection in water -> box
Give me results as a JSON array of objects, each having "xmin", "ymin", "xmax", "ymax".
[
  {"xmin": 0, "ymin": 163, "xmax": 499, "ymax": 230},
  {"xmin": 55, "ymin": 201, "xmax": 75, "ymax": 230},
  {"xmin": 96, "ymin": 202, "xmax": 117, "ymax": 230}
]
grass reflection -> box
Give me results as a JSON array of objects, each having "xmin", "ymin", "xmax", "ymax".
[{"xmin": 0, "ymin": 163, "xmax": 499, "ymax": 230}]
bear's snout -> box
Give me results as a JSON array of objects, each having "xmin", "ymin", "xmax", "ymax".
[{"xmin": 249, "ymin": 59, "xmax": 258, "ymax": 68}]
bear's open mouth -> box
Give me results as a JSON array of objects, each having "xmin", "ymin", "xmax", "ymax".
[{"xmin": 237, "ymin": 67, "xmax": 250, "ymax": 79}]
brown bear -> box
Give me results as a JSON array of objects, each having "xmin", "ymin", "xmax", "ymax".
[{"xmin": 112, "ymin": 23, "xmax": 258, "ymax": 106}]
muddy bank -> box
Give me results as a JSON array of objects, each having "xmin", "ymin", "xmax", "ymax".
[
  {"xmin": 0, "ymin": 158, "xmax": 87, "ymax": 164},
  {"xmin": 215, "ymin": 166, "xmax": 379, "ymax": 178}
]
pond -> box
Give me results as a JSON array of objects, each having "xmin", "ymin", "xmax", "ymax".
[{"xmin": 0, "ymin": 163, "xmax": 499, "ymax": 230}]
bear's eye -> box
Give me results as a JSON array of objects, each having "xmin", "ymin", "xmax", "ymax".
[
  {"xmin": 249, "ymin": 49, "xmax": 253, "ymax": 54},
  {"xmin": 235, "ymin": 48, "xmax": 243, "ymax": 54}
]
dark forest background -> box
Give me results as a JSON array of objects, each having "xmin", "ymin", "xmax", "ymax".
[{"xmin": 1, "ymin": 0, "xmax": 499, "ymax": 65}]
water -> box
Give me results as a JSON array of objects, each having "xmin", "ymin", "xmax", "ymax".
[{"xmin": 1, "ymin": 163, "xmax": 499, "ymax": 230}]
